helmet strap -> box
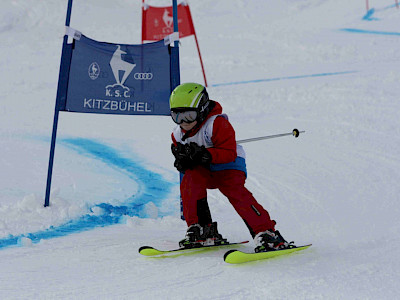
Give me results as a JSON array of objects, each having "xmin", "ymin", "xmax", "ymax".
[{"xmin": 181, "ymin": 129, "xmax": 193, "ymax": 142}]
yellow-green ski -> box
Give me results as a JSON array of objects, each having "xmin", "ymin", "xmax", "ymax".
[
  {"xmin": 224, "ymin": 244, "xmax": 312, "ymax": 264},
  {"xmin": 139, "ymin": 241, "xmax": 249, "ymax": 258}
]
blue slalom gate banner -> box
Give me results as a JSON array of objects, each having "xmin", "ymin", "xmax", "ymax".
[
  {"xmin": 65, "ymin": 34, "xmax": 171, "ymax": 115},
  {"xmin": 45, "ymin": 0, "xmax": 181, "ymax": 207}
]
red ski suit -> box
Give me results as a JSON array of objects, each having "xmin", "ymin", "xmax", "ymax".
[{"xmin": 171, "ymin": 101, "xmax": 276, "ymax": 237}]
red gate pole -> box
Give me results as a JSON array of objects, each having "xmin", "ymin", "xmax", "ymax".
[
  {"xmin": 193, "ymin": 33, "xmax": 208, "ymax": 87},
  {"xmin": 366, "ymin": 0, "xmax": 369, "ymax": 12},
  {"xmin": 185, "ymin": 4, "xmax": 208, "ymax": 87},
  {"xmin": 141, "ymin": 0, "xmax": 148, "ymax": 44}
]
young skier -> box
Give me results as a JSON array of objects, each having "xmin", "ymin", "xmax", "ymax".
[{"xmin": 170, "ymin": 83, "xmax": 290, "ymax": 252}]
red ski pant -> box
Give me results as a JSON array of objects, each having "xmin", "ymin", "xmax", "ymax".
[{"xmin": 181, "ymin": 166, "xmax": 276, "ymax": 237}]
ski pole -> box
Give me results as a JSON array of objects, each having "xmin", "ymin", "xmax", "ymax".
[{"xmin": 236, "ymin": 129, "xmax": 304, "ymax": 144}]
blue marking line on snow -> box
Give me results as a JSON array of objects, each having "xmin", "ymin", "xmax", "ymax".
[
  {"xmin": 362, "ymin": 4, "xmax": 399, "ymax": 21},
  {"xmin": 0, "ymin": 138, "xmax": 174, "ymax": 250},
  {"xmin": 362, "ymin": 9, "xmax": 379, "ymax": 21},
  {"xmin": 210, "ymin": 71, "xmax": 356, "ymax": 87},
  {"xmin": 341, "ymin": 28, "xmax": 400, "ymax": 36}
]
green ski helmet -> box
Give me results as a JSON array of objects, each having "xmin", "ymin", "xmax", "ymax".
[{"xmin": 169, "ymin": 83, "xmax": 211, "ymax": 124}]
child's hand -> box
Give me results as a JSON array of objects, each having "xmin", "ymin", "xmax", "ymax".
[
  {"xmin": 171, "ymin": 143, "xmax": 194, "ymax": 172},
  {"xmin": 171, "ymin": 142, "xmax": 212, "ymax": 172},
  {"xmin": 186, "ymin": 142, "xmax": 212, "ymax": 166}
]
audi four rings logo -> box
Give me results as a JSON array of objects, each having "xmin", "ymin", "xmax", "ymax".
[{"xmin": 134, "ymin": 72, "xmax": 153, "ymax": 80}]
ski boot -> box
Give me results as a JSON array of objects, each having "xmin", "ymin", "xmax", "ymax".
[
  {"xmin": 254, "ymin": 229, "xmax": 293, "ymax": 253},
  {"xmin": 179, "ymin": 222, "xmax": 228, "ymax": 249}
]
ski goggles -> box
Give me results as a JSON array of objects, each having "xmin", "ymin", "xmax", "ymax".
[{"xmin": 170, "ymin": 109, "xmax": 198, "ymax": 124}]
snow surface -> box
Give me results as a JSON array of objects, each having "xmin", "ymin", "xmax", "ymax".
[{"xmin": 1, "ymin": 0, "xmax": 400, "ymax": 298}]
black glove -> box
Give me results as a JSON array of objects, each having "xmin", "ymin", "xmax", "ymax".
[
  {"xmin": 171, "ymin": 142, "xmax": 212, "ymax": 172},
  {"xmin": 171, "ymin": 143, "xmax": 194, "ymax": 172},
  {"xmin": 184, "ymin": 142, "xmax": 212, "ymax": 166}
]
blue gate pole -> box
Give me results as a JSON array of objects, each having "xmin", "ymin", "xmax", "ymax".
[
  {"xmin": 171, "ymin": 0, "xmax": 184, "ymax": 219},
  {"xmin": 44, "ymin": 0, "xmax": 74, "ymax": 207},
  {"xmin": 171, "ymin": 0, "xmax": 180, "ymax": 89}
]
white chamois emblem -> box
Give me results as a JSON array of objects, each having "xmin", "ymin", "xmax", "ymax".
[{"xmin": 109, "ymin": 45, "xmax": 136, "ymax": 86}]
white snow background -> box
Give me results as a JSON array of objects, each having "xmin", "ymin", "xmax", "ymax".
[{"xmin": 1, "ymin": 0, "xmax": 400, "ymax": 299}]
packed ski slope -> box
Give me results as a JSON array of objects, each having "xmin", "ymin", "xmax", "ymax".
[{"xmin": 1, "ymin": 0, "xmax": 400, "ymax": 298}]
